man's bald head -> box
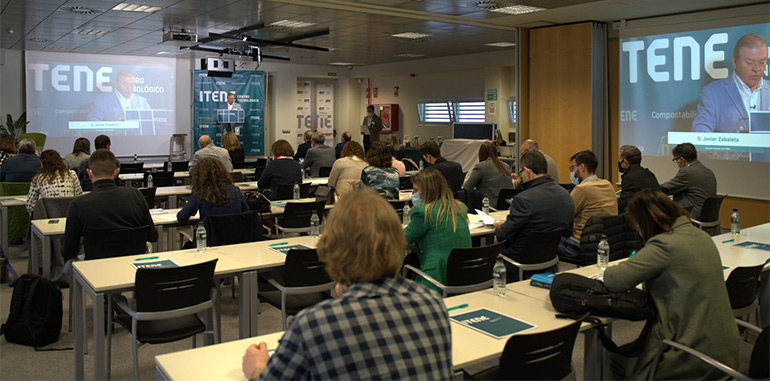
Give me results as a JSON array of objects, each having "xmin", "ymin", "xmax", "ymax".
[
  {"xmin": 199, "ymin": 135, "xmax": 212, "ymax": 148},
  {"xmin": 521, "ymin": 139, "xmax": 540, "ymax": 155}
]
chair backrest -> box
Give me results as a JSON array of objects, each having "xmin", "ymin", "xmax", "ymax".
[
  {"xmin": 134, "ymin": 259, "xmax": 217, "ymax": 313},
  {"xmin": 143, "ymin": 171, "xmax": 174, "ymax": 187},
  {"xmin": 281, "ymin": 201, "xmax": 326, "ymax": 229},
  {"xmin": 750, "ymin": 326, "xmax": 769, "ymax": 379},
  {"xmin": 229, "ymin": 171, "xmax": 244, "ymax": 182},
  {"xmin": 498, "ymin": 316, "xmax": 584, "ymax": 379},
  {"xmin": 35, "ymin": 197, "xmax": 75, "ymax": 219},
  {"xmin": 283, "ymin": 249, "xmax": 332, "ymax": 287},
  {"xmin": 559, "ymin": 183, "xmax": 575, "ymax": 193},
  {"xmin": 445, "ymin": 242, "xmax": 503, "ymax": 287},
  {"xmin": 204, "ymin": 211, "xmax": 263, "ymax": 246},
  {"xmin": 17, "ymin": 133, "xmax": 46, "ymax": 152},
  {"xmin": 83, "ymin": 225, "xmax": 151, "ymax": 260},
  {"xmin": 388, "ymin": 200, "xmax": 406, "ymax": 214},
  {"xmin": 276, "ymin": 182, "xmax": 310, "ymax": 200},
  {"xmin": 519, "ymin": 230, "xmax": 564, "ymax": 265},
  {"xmin": 0, "ymin": 182, "xmax": 31, "ymax": 196},
  {"xmin": 455, "ymin": 188, "xmax": 484, "ymax": 214},
  {"xmin": 579, "ymin": 214, "xmax": 642, "ymax": 264},
  {"xmin": 166, "ymin": 161, "xmax": 189, "ymax": 172},
  {"xmin": 402, "ymin": 158, "xmax": 419, "ymax": 171},
  {"xmin": 318, "ymin": 166, "xmax": 332, "ymax": 178},
  {"xmin": 725, "ymin": 264, "xmax": 764, "ymax": 310},
  {"xmin": 120, "ymin": 162, "xmax": 144, "ymax": 174},
  {"xmin": 496, "ymin": 188, "xmax": 522, "ymax": 210},
  {"xmin": 698, "ymin": 195, "xmax": 727, "ymax": 223},
  {"xmin": 254, "ymin": 166, "xmax": 265, "ymax": 180},
  {"xmin": 399, "ymin": 176, "xmax": 413, "ymax": 190},
  {"xmin": 138, "ymin": 187, "xmax": 156, "ymax": 209},
  {"xmin": 256, "ymin": 158, "xmax": 268, "ymax": 167}
]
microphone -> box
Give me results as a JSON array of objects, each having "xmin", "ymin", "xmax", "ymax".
[{"xmin": 750, "ymin": 105, "xmax": 757, "ymax": 110}]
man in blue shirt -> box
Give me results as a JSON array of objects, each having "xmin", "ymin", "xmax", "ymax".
[{"xmin": 0, "ymin": 139, "xmax": 40, "ymax": 182}]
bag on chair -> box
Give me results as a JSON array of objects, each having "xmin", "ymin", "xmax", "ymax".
[
  {"xmin": 1, "ymin": 274, "xmax": 63, "ymax": 347},
  {"xmin": 245, "ymin": 191, "xmax": 272, "ymax": 214}
]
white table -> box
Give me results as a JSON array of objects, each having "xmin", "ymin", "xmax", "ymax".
[{"xmin": 0, "ymin": 196, "xmax": 26, "ymax": 255}]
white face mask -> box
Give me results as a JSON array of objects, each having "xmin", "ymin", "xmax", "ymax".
[{"xmin": 367, "ymin": 112, "xmax": 373, "ymax": 117}]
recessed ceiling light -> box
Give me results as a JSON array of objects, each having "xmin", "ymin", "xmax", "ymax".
[
  {"xmin": 76, "ymin": 29, "xmax": 110, "ymax": 36},
  {"xmin": 328, "ymin": 47, "xmax": 342, "ymax": 51},
  {"xmin": 392, "ymin": 32, "xmax": 432, "ymax": 39},
  {"xmin": 269, "ymin": 20, "xmax": 317, "ymax": 29},
  {"xmin": 328, "ymin": 62, "xmax": 355, "ymax": 66},
  {"xmin": 112, "ymin": 3, "xmax": 163, "ymax": 13},
  {"xmin": 485, "ymin": 42, "xmax": 516, "ymax": 47},
  {"xmin": 27, "ymin": 37, "xmax": 52, "ymax": 43},
  {"xmin": 397, "ymin": 53, "xmax": 425, "ymax": 58},
  {"xmin": 490, "ymin": 5, "xmax": 545, "ymax": 14}
]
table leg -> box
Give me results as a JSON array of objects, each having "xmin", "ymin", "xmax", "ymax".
[
  {"xmin": 169, "ymin": 195, "xmax": 178, "ymax": 209},
  {"xmin": 1, "ymin": 205, "xmax": 8, "ymax": 255},
  {"xmin": 30, "ymin": 225, "xmax": 40, "ymax": 276},
  {"xmin": 156, "ymin": 225, "xmax": 165, "ymax": 253},
  {"xmin": 41, "ymin": 236, "xmax": 51, "ymax": 279},
  {"xmin": 249, "ymin": 271, "xmax": 259, "ymax": 336},
  {"xmin": 92, "ymin": 291, "xmax": 106, "ymax": 380},
  {"xmin": 74, "ymin": 271, "xmax": 84, "ymax": 380},
  {"xmin": 239, "ymin": 272, "xmax": 250, "ymax": 338}
]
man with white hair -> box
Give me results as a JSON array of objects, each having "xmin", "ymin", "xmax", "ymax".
[
  {"xmin": 0, "ymin": 139, "xmax": 40, "ymax": 182},
  {"xmin": 190, "ymin": 135, "xmax": 233, "ymax": 176},
  {"xmin": 513, "ymin": 139, "xmax": 559, "ymax": 187},
  {"xmin": 303, "ymin": 132, "xmax": 336, "ymax": 177}
]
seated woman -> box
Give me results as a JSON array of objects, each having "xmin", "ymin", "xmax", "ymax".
[
  {"xmin": 257, "ymin": 140, "xmax": 303, "ymax": 200},
  {"xmin": 327, "ymin": 141, "xmax": 367, "ymax": 198},
  {"xmin": 26, "ymin": 150, "xmax": 83, "ymax": 215},
  {"xmin": 463, "ymin": 141, "xmax": 513, "ymax": 207},
  {"xmin": 360, "ymin": 141, "xmax": 400, "ymax": 200},
  {"xmin": 242, "ymin": 189, "xmax": 453, "ymax": 380},
  {"xmin": 64, "ymin": 137, "xmax": 90, "ymax": 170},
  {"xmin": 223, "ymin": 132, "xmax": 245, "ymax": 169},
  {"xmin": 0, "ymin": 133, "xmax": 17, "ymax": 167},
  {"xmin": 389, "ymin": 134, "xmax": 405, "ymax": 160},
  {"xmin": 604, "ymin": 189, "xmax": 740, "ymax": 380},
  {"xmin": 177, "ymin": 157, "xmax": 248, "ymax": 222},
  {"xmin": 405, "ymin": 170, "xmax": 472, "ymax": 293}
]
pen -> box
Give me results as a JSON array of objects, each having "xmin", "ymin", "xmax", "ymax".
[
  {"xmin": 134, "ymin": 256, "xmax": 159, "ymax": 262},
  {"xmin": 722, "ymin": 239, "xmax": 735, "ymax": 244},
  {"xmin": 269, "ymin": 242, "xmax": 289, "ymax": 247},
  {"xmin": 628, "ymin": 250, "xmax": 637, "ymax": 259},
  {"xmin": 447, "ymin": 304, "xmax": 469, "ymax": 312}
]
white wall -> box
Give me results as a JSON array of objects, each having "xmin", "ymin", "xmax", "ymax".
[{"xmin": 0, "ymin": 49, "xmax": 25, "ymax": 121}]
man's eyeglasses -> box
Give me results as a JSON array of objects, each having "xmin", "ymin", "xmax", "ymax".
[{"xmin": 671, "ymin": 157, "xmax": 682, "ymax": 162}]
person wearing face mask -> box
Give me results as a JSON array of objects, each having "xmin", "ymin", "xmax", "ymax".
[
  {"xmin": 660, "ymin": 143, "xmax": 717, "ymax": 219},
  {"xmin": 557, "ymin": 150, "xmax": 618, "ymax": 258},
  {"xmin": 617, "ymin": 145, "xmax": 659, "ymax": 214},
  {"xmin": 361, "ymin": 105, "xmax": 383, "ymax": 152},
  {"xmin": 494, "ymin": 151, "xmax": 573, "ymax": 280},
  {"xmin": 404, "ymin": 170, "xmax": 471, "ymax": 293}
]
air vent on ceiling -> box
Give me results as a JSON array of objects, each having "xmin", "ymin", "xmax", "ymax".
[
  {"xmin": 62, "ymin": 6, "xmax": 104, "ymax": 15},
  {"xmin": 28, "ymin": 37, "xmax": 53, "ymax": 43},
  {"xmin": 465, "ymin": 0, "xmax": 507, "ymax": 11},
  {"xmin": 266, "ymin": 25, "xmax": 287, "ymax": 31}
]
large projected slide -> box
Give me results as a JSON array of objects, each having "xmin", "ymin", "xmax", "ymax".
[{"xmin": 25, "ymin": 51, "xmax": 176, "ymax": 156}]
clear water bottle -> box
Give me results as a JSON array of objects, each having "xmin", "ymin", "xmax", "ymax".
[
  {"xmin": 196, "ymin": 222, "xmax": 207, "ymax": 253},
  {"xmin": 597, "ymin": 234, "xmax": 609, "ymax": 271},
  {"xmin": 310, "ymin": 211, "xmax": 320, "ymax": 237},
  {"xmin": 166, "ymin": 161, "xmax": 172, "ymax": 172},
  {"xmin": 147, "ymin": 173, "xmax": 153, "ymax": 188},
  {"xmin": 402, "ymin": 204, "xmax": 411, "ymax": 225},
  {"xmin": 730, "ymin": 209, "xmax": 741, "ymax": 238},
  {"xmin": 493, "ymin": 255, "xmax": 506, "ymax": 297},
  {"xmin": 293, "ymin": 183, "xmax": 300, "ymax": 200},
  {"xmin": 419, "ymin": 160, "xmax": 424, "ymax": 170},
  {"xmin": 482, "ymin": 196, "xmax": 490, "ymax": 214}
]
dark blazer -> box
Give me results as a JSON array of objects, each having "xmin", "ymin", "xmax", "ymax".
[
  {"xmin": 618, "ymin": 164, "xmax": 659, "ymax": 213},
  {"xmin": 0, "ymin": 153, "xmax": 40, "ymax": 182},
  {"xmin": 428, "ymin": 158, "xmax": 464, "ymax": 193},
  {"xmin": 335, "ymin": 141, "xmax": 348, "ymax": 159},
  {"xmin": 294, "ymin": 141, "xmax": 312, "ymax": 161},
  {"xmin": 660, "ymin": 160, "xmax": 717, "ymax": 219},
  {"xmin": 228, "ymin": 148, "xmax": 245, "ymax": 169},
  {"xmin": 62, "ymin": 179, "xmax": 158, "ymax": 261},
  {"xmin": 177, "ymin": 185, "xmax": 249, "ymax": 223},
  {"xmin": 257, "ymin": 157, "xmax": 303, "ymax": 200}
]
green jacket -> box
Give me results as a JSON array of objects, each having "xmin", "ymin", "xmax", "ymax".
[
  {"xmin": 604, "ymin": 215, "xmax": 740, "ymax": 380},
  {"xmin": 404, "ymin": 202, "xmax": 472, "ymax": 293}
]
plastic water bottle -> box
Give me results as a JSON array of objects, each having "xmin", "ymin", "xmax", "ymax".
[
  {"xmin": 597, "ymin": 234, "xmax": 609, "ymax": 271},
  {"xmin": 419, "ymin": 160, "xmax": 424, "ymax": 170},
  {"xmin": 147, "ymin": 173, "xmax": 154, "ymax": 188},
  {"xmin": 731, "ymin": 209, "xmax": 741, "ymax": 238},
  {"xmin": 166, "ymin": 161, "xmax": 172, "ymax": 172},
  {"xmin": 196, "ymin": 222, "xmax": 207, "ymax": 253},
  {"xmin": 310, "ymin": 211, "xmax": 320, "ymax": 237},
  {"xmin": 293, "ymin": 183, "xmax": 300, "ymax": 200},
  {"xmin": 493, "ymin": 255, "xmax": 506, "ymax": 297},
  {"xmin": 482, "ymin": 196, "xmax": 490, "ymax": 214},
  {"xmin": 402, "ymin": 204, "xmax": 411, "ymax": 225}
]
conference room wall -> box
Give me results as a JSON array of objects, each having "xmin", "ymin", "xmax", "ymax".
[{"xmin": 0, "ymin": 49, "xmax": 25, "ymax": 122}]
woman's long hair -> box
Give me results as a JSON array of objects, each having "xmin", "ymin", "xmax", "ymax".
[
  {"xmin": 72, "ymin": 138, "xmax": 90, "ymax": 155},
  {"xmin": 191, "ymin": 158, "xmax": 233, "ymax": 205},
  {"xmin": 33, "ymin": 150, "xmax": 69, "ymax": 185},
  {"xmin": 411, "ymin": 170, "xmax": 468, "ymax": 232},
  {"xmin": 223, "ymin": 132, "xmax": 241, "ymax": 151},
  {"xmin": 626, "ymin": 189, "xmax": 689, "ymax": 243},
  {"xmin": 478, "ymin": 141, "xmax": 508, "ymax": 176}
]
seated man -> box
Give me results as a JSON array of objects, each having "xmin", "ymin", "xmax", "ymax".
[
  {"xmin": 302, "ymin": 132, "xmax": 336, "ymax": 177},
  {"xmin": 557, "ymin": 150, "xmax": 618, "ymax": 258},
  {"xmin": 512, "ymin": 139, "xmax": 559, "ymax": 187},
  {"xmin": 335, "ymin": 131, "xmax": 351, "ymax": 159},
  {"xmin": 617, "ymin": 145, "xmax": 659, "ymax": 214},
  {"xmin": 77, "ymin": 135, "xmax": 120, "ymax": 191},
  {"xmin": 661, "ymin": 143, "xmax": 717, "ymax": 219},
  {"xmin": 190, "ymin": 135, "xmax": 233, "ymax": 177},
  {"xmin": 62, "ymin": 149, "xmax": 158, "ymax": 263},
  {"xmin": 293, "ymin": 130, "xmax": 313, "ymax": 162},
  {"xmin": 0, "ymin": 139, "xmax": 40, "ymax": 182},
  {"xmin": 419, "ymin": 141, "xmax": 463, "ymax": 193},
  {"xmin": 494, "ymin": 151, "xmax": 573, "ymax": 279},
  {"xmin": 242, "ymin": 189, "xmax": 452, "ymax": 380}
]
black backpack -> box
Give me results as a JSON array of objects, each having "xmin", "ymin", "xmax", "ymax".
[
  {"xmin": 1, "ymin": 274, "xmax": 63, "ymax": 347},
  {"xmin": 244, "ymin": 191, "xmax": 272, "ymax": 214}
]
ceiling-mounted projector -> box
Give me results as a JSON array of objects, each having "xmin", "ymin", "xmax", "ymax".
[
  {"xmin": 201, "ymin": 57, "xmax": 235, "ymax": 77},
  {"xmin": 163, "ymin": 30, "xmax": 198, "ymax": 43}
]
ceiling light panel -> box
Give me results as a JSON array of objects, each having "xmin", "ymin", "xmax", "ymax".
[
  {"xmin": 484, "ymin": 42, "xmax": 516, "ymax": 47},
  {"xmin": 392, "ymin": 32, "xmax": 432, "ymax": 39},
  {"xmin": 268, "ymin": 20, "xmax": 317, "ymax": 29},
  {"xmin": 328, "ymin": 62, "xmax": 355, "ymax": 66},
  {"xmin": 490, "ymin": 5, "xmax": 546, "ymax": 15},
  {"xmin": 112, "ymin": 3, "xmax": 163, "ymax": 13},
  {"xmin": 76, "ymin": 29, "xmax": 110, "ymax": 36},
  {"xmin": 397, "ymin": 53, "xmax": 425, "ymax": 57}
]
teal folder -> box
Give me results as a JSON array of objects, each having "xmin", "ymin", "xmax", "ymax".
[
  {"xmin": 450, "ymin": 308, "xmax": 537, "ymax": 339},
  {"xmin": 270, "ymin": 244, "xmax": 312, "ymax": 255},
  {"xmin": 131, "ymin": 259, "xmax": 179, "ymax": 270},
  {"xmin": 734, "ymin": 241, "xmax": 770, "ymax": 252}
]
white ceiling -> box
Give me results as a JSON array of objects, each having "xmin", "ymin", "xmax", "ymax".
[{"xmin": 0, "ymin": 0, "xmax": 763, "ymax": 65}]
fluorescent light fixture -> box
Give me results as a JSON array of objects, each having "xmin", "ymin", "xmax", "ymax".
[
  {"xmin": 112, "ymin": 3, "xmax": 163, "ymax": 13},
  {"xmin": 328, "ymin": 62, "xmax": 355, "ymax": 66},
  {"xmin": 490, "ymin": 5, "xmax": 545, "ymax": 14},
  {"xmin": 328, "ymin": 47, "xmax": 342, "ymax": 51},
  {"xmin": 485, "ymin": 42, "xmax": 516, "ymax": 47},
  {"xmin": 397, "ymin": 53, "xmax": 425, "ymax": 58},
  {"xmin": 392, "ymin": 32, "xmax": 432, "ymax": 39},
  {"xmin": 76, "ymin": 29, "xmax": 110, "ymax": 36},
  {"xmin": 269, "ymin": 20, "xmax": 317, "ymax": 29}
]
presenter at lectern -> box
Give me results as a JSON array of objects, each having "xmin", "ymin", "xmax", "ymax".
[
  {"xmin": 361, "ymin": 105, "xmax": 383, "ymax": 152},
  {"xmin": 220, "ymin": 92, "xmax": 243, "ymax": 135}
]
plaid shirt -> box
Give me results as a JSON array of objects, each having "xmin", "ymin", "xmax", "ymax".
[{"xmin": 261, "ymin": 277, "xmax": 453, "ymax": 380}]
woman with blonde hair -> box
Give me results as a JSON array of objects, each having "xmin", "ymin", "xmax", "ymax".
[
  {"xmin": 177, "ymin": 157, "xmax": 248, "ymax": 222},
  {"xmin": 327, "ymin": 141, "xmax": 367, "ymax": 198},
  {"xmin": 242, "ymin": 189, "xmax": 452, "ymax": 380},
  {"xmin": 389, "ymin": 134, "xmax": 404, "ymax": 160},
  {"xmin": 222, "ymin": 132, "xmax": 245, "ymax": 169},
  {"xmin": 463, "ymin": 141, "xmax": 513, "ymax": 207},
  {"xmin": 26, "ymin": 150, "xmax": 83, "ymax": 215},
  {"xmin": 405, "ymin": 169, "xmax": 471, "ymax": 292}
]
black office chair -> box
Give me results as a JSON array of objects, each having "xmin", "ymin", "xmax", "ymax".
[
  {"xmin": 388, "ymin": 200, "xmax": 406, "ymax": 214},
  {"xmin": 256, "ymin": 158, "xmax": 269, "ymax": 167},
  {"xmin": 276, "ymin": 182, "xmax": 311, "ymax": 200},
  {"xmin": 83, "ymin": 225, "xmax": 151, "ymax": 260},
  {"xmin": 402, "ymin": 158, "xmax": 419, "ymax": 171},
  {"xmin": 318, "ymin": 166, "xmax": 332, "ymax": 178},
  {"xmin": 275, "ymin": 201, "xmax": 326, "ymax": 237},
  {"xmin": 399, "ymin": 176, "xmax": 413, "ymax": 190},
  {"xmin": 726, "ymin": 263, "xmax": 765, "ymax": 322},
  {"xmin": 471, "ymin": 315, "xmax": 586, "ymax": 380},
  {"xmin": 254, "ymin": 166, "xmax": 265, "ymax": 180},
  {"xmin": 570, "ymin": 214, "xmax": 642, "ymax": 267},
  {"xmin": 165, "ymin": 161, "xmax": 189, "ymax": 172},
  {"xmin": 258, "ymin": 249, "xmax": 334, "ymax": 329},
  {"xmin": 120, "ymin": 162, "xmax": 145, "ymax": 174},
  {"xmin": 229, "ymin": 171, "xmax": 244, "ymax": 183},
  {"xmin": 143, "ymin": 171, "xmax": 174, "ymax": 188},
  {"xmin": 690, "ymin": 195, "xmax": 727, "ymax": 236},
  {"xmin": 108, "ymin": 259, "xmax": 219, "ymax": 380},
  {"xmin": 138, "ymin": 187, "xmax": 156, "ymax": 209},
  {"xmin": 403, "ymin": 242, "xmax": 502, "ymax": 298},
  {"xmin": 503, "ymin": 230, "xmax": 564, "ymax": 281},
  {"xmin": 205, "ymin": 211, "xmax": 263, "ymax": 247},
  {"xmin": 496, "ymin": 188, "xmax": 522, "ymax": 210},
  {"xmin": 559, "ymin": 183, "xmax": 575, "ymax": 193}
]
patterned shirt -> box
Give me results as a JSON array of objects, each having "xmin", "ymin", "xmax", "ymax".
[
  {"xmin": 360, "ymin": 166, "xmax": 400, "ymax": 200},
  {"xmin": 261, "ymin": 277, "xmax": 453, "ymax": 380},
  {"xmin": 0, "ymin": 151, "xmax": 14, "ymax": 168},
  {"xmin": 26, "ymin": 170, "xmax": 83, "ymax": 215}
]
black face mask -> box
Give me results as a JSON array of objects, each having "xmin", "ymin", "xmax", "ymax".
[{"xmin": 618, "ymin": 161, "xmax": 626, "ymax": 173}]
